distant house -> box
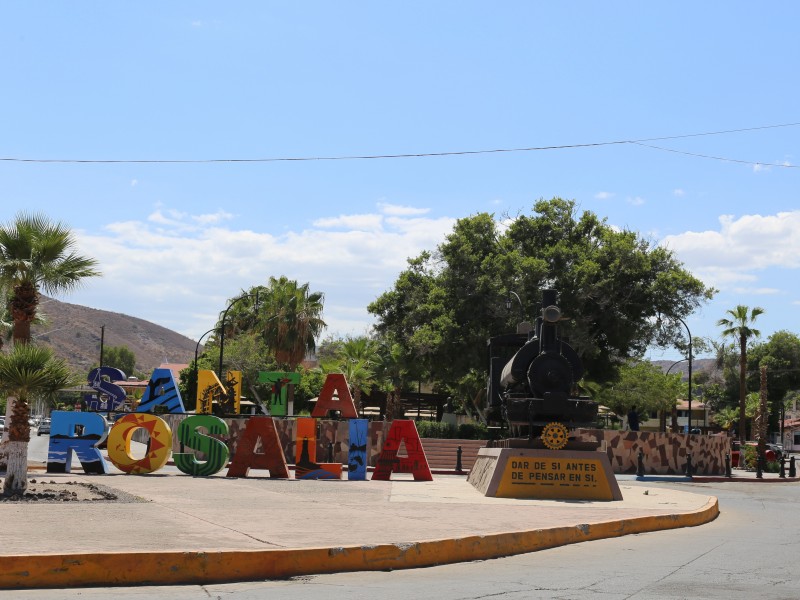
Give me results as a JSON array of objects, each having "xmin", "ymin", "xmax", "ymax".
[
  {"xmin": 637, "ymin": 400, "xmax": 710, "ymax": 432},
  {"xmin": 782, "ymin": 417, "xmax": 800, "ymax": 451}
]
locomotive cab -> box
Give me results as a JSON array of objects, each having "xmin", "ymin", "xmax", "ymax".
[{"xmin": 487, "ymin": 290, "xmax": 597, "ymax": 437}]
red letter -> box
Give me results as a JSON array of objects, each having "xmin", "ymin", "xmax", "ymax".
[
  {"xmin": 226, "ymin": 417, "xmax": 289, "ymax": 478},
  {"xmin": 372, "ymin": 420, "xmax": 433, "ymax": 481},
  {"xmin": 311, "ymin": 373, "xmax": 358, "ymax": 418}
]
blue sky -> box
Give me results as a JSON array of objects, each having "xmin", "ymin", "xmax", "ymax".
[{"xmin": 2, "ymin": 3, "xmax": 798, "ymax": 361}]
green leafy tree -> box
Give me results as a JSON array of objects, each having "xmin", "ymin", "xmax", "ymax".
[
  {"xmin": 747, "ymin": 330, "xmax": 800, "ymax": 435},
  {"xmin": 370, "ymin": 198, "xmax": 713, "ymax": 391},
  {"xmin": 374, "ymin": 340, "xmax": 411, "ymax": 420},
  {"xmin": 99, "ymin": 345, "xmax": 137, "ymax": 377},
  {"xmin": 0, "ymin": 344, "xmax": 76, "ymax": 495},
  {"xmin": 717, "ymin": 305, "xmax": 764, "ymax": 443},
  {"xmin": 594, "ymin": 360, "xmax": 684, "ymax": 432},
  {"xmin": 217, "ymin": 332, "xmax": 277, "ymax": 414}
]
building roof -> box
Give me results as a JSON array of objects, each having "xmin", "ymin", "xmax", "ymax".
[{"xmin": 676, "ymin": 400, "xmax": 708, "ymax": 410}]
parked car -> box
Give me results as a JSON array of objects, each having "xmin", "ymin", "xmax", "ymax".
[
  {"xmin": 731, "ymin": 441, "xmax": 778, "ymax": 467},
  {"xmin": 37, "ymin": 419, "xmax": 51, "ymax": 436}
]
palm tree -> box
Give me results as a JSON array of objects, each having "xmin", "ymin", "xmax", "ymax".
[
  {"xmin": 0, "ymin": 212, "xmax": 100, "ymax": 344},
  {"xmin": 717, "ymin": 305, "xmax": 764, "ymax": 446},
  {"xmin": 0, "ymin": 344, "xmax": 76, "ymax": 495},
  {"xmin": 713, "ymin": 406, "xmax": 739, "ymax": 433},
  {"xmin": 254, "ymin": 276, "xmax": 326, "ymax": 371},
  {"xmin": 0, "ymin": 213, "xmax": 99, "ymax": 443},
  {"xmin": 339, "ymin": 337, "xmax": 378, "ymax": 415}
]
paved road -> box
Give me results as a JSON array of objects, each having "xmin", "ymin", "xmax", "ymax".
[{"xmin": 4, "ymin": 479, "xmax": 798, "ymax": 600}]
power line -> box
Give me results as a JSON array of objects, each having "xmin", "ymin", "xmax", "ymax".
[
  {"xmin": 631, "ymin": 142, "xmax": 798, "ymax": 169},
  {"xmin": 0, "ymin": 122, "xmax": 798, "ymax": 165}
]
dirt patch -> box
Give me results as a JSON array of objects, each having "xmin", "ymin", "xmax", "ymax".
[{"xmin": 0, "ymin": 479, "xmax": 146, "ymax": 503}]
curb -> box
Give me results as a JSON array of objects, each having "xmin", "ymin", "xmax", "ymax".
[
  {"xmin": 691, "ymin": 476, "xmax": 800, "ymax": 483},
  {"xmin": 0, "ymin": 497, "xmax": 719, "ymax": 590}
]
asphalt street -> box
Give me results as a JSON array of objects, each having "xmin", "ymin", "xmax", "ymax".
[{"xmin": 1, "ymin": 474, "xmax": 797, "ymax": 599}]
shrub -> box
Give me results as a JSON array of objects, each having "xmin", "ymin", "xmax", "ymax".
[
  {"xmin": 457, "ymin": 423, "xmax": 490, "ymax": 440},
  {"xmin": 415, "ymin": 421, "xmax": 456, "ymax": 439},
  {"xmin": 414, "ymin": 420, "xmax": 491, "ymax": 440}
]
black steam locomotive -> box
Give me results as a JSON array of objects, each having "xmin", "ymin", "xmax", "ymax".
[{"xmin": 487, "ymin": 290, "xmax": 597, "ymax": 438}]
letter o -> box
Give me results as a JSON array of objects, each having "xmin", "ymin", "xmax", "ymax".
[{"xmin": 107, "ymin": 413, "xmax": 172, "ymax": 474}]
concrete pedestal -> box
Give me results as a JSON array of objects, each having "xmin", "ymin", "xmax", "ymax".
[{"xmin": 468, "ymin": 448, "xmax": 623, "ymax": 501}]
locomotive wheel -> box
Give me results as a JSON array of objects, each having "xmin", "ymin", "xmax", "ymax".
[{"xmin": 541, "ymin": 421, "xmax": 569, "ymax": 450}]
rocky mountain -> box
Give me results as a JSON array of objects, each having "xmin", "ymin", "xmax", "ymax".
[
  {"xmin": 652, "ymin": 358, "xmax": 717, "ymax": 378},
  {"xmin": 28, "ymin": 296, "xmax": 198, "ymax": 376}
]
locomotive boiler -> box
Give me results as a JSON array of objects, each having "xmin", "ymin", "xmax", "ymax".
[{"xmin": 487, "ymin": 290, "xmax": 598, "ymax": 439}]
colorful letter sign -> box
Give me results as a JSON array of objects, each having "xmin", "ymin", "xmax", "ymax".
[
  {"xmin": 372, "ymin": 420, "xmax": 433, "ymax": 481},
  {"xmin": 85, "ymin": 367, "xmax": 127, "ymax": 412},
  {"xmin": 226, "ymin": 417, "xmax": 290, "ymax": 479},
  {"xmin": 136, "ymin": 368, "xmax": 186, "ymax": 414},
  {"xmin": 258, "ymin": 371, "xmax": 300, "ymax": 416},
  {"xmin": 106, "ymin": 413, "xmax": 173, "ymax": 474},
  {"xmin": 347, "ymin": 419, "xmax": 368, "ymax": 481},
  {"xmin": 311, "ymin": 373, "xmax": 358, "ymax": 418},
  {"xmin": 174, "ymin": 415, "xmax": 230, "ymax": 476},
  {"xmin": 196, "ymin": 369, "xmax": 241, "ymax": 414},
  {"xmin": 46, "ymin": 411, "xmax": 109, "ymax": 474}
]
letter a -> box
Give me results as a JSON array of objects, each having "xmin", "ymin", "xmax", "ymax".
[
  {"xmin": 226, "ymin": 417, "xmax": 289, "ymax": 479},
  {"xmin": 311, "ymin": 373, "xmax": 358, "ymax": 418},
  {"xmin": 372, "ymin": 420, "xmax": 433, "ymax": 481}
]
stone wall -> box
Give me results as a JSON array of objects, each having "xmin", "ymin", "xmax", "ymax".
[
  {"xmin": 572, "ymin": 428, "xmax": 731, "ymax": 475},
  {"xmin": 143, "ymin": 415, "xmax": 388, "ymax": 466}
]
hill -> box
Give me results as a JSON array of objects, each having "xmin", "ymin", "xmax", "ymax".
[
  {"xmin": 652, "ymin": 358, "xmax": 717, "ymax": 378},
  {"xmin": 29, "ymin": 297, "xmax": 198, "ymax": 376}
]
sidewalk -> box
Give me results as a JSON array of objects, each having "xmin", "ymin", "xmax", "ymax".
[{"xmin": 0, "ymin": 466, "xmax": 720, "ymax": 590}]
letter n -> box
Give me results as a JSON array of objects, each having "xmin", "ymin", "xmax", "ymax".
[
  {"xmin": 372, "ymin": 420, "xmax": 433, "ymax": 481},
  {"xmin": 226, "ymin": 417, "xmax": 289, "ymax": 478}
]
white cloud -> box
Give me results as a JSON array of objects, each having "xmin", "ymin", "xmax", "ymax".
[
  {"xmin": 313, "ymin": 214, "xmax": 384, "ymax": 231},
  {"xmin": 130, "ymin": 179, "xmax": 138, "ymax": 187},
  {"xmin": 661, "ymin": 210, "xmax": 800, "ymax": 289},
  {"xmin": 377, "ymin": 202, "xmax": 430, "ymax": 216},
  {"xmin": 673, "ymin": 188, "xmax": 685, "ymax": 197},
  {"xmin": 71, "ymin": 207, "xmax": 455, "ymax": 341},
  {"xmin": 627, "ymin": 196, "xmax": 645, "ymax": 206},
  {"xmin": 594, "ymin": 192, "xmax": 614, "ymax": 200},
  {"xmin": 730, "ymin": 287, "xmax": 780, "ymax": 295}
]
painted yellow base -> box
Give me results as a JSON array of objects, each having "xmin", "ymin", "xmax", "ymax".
[{"xmin": 469, "ymin": 448, "xmax": 623, "ymax": 501}]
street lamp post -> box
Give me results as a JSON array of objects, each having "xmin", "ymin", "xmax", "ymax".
[
  {"xmin": 668, "ymin": 316, "xmax": 693, "ymax": 433},
  {"xmin": 505, "ymin": 291, "xmax": 524, "ymax": 325},
  {"xmin": 193, "ymin": 327, "xmax": 219, "ymax": 409}
]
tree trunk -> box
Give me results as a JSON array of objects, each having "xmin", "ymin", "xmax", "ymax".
[
  {"xmin": 738, "ymin": 335, "xmax": 747, "ymax": 445},
  {"xmin": 3, "ymin": 441, "xmax": 28, "ymax": 495},
  {"xmin": 757, "ymin": 365, "xmax": 768, "ymax": 461},
  {"xmin": 2, "ymin": 395, "xmax": 31, "ymax": 496},
  {"xmin": 1, "ymin": 397, "xmax": 14, "ymax": 443},
  {"xmin": 353, "ymin": 388, "xmax": 362, "ymax": 417}
]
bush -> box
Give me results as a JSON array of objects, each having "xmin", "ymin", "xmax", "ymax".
[
  {"xmin": 414, "ymin": 420, "xmax": 491, "ymax": 440},
  {"xmin": 415, "ymin": 421, "xmax": 456, "ymax": 439},
  {"xmin": 457, "ymin": 423, "xmax": 490, "ymax": 440},
  {"xmin": 743, "ymin": 445, "xmax": 757, "ymax": 470}
]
